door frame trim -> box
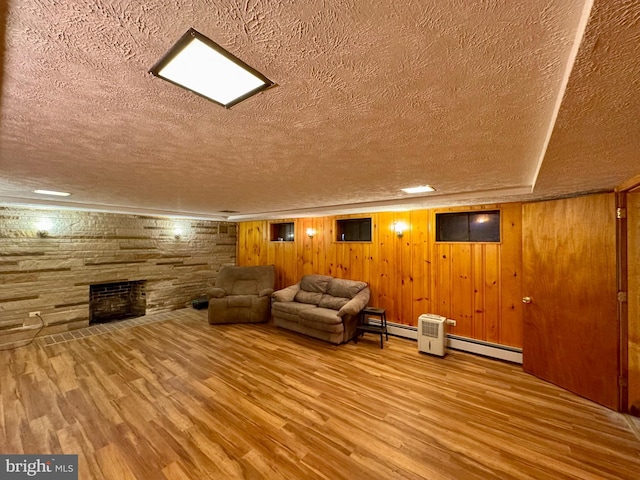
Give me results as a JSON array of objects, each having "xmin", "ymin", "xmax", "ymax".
[
  {"xmin": 616, "ymin": 177, "xmax": 640, "ymax": 413},
  {"xmin": 615, "ymin": 191, "xmax": 629, "ymax": 413}
]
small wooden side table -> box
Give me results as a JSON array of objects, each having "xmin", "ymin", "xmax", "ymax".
[{"xmin": 354, "ymin": 307, "xmax": 388, "ymax": 348}]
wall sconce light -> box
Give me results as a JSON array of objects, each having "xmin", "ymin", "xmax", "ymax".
[
  {"xmin": 174, "ymin": 227, "xmax": 183, "ymax": 239},
  {"xmin": 392, "ymin": 222, "xmax": 408, "ymax": 238},
  {"xmin": 36, "ymin": 218, "xmax": 53, "ymax": 238},
  {"xmin": 306, "ymin": 228, "xmax": 316, "ymax": 239}
]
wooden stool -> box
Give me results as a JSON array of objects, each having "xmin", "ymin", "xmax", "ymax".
[{"xmin": 354, "ymin": 307, "xmax": 388, "ymax": 348}]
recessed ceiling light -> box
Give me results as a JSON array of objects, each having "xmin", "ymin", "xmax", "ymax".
[
  {"xmin": 34, "ymin": 189, "xmax": 71, "ymax": 197},
  {"xmin": 401, "ymin": 185, "xmax": 435, "ymax": 194},
  {"xmin": 149, "ymin": 28, "xmax": 274, "ymax": 109}
]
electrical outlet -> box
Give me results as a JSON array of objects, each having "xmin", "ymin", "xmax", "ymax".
[
  {"xmin": 446, "ymin": 319, "xmax": 456, "ymax": 327},
  {"xmin": 24, "ymin": 313, "xmax": 42, "ymax": 328}
]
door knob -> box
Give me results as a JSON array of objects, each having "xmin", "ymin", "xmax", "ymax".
[{"xmin": 522, "ymin": 296, "xmax": 532, "ymax": 304}]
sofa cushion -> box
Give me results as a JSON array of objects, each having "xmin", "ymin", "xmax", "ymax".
[
  {"xmin": 327, "ymin": 278, "xmax": 367, "ymax": 299},
  {"xmin": 233, "ymin": 279, "xmax": 258, "ymax": 295},
  {"xmin": 294, "ymin": 290, "xmax": 323, "ymax": 305},
  {"xmin": 228, "ymin": 295, "xmax": 253, "ymax": 308},
  {"xmin": 299, "ymin": 307, "xmax": 343, "ymax": 325},
  {"xmin": 272, "ymin": 301, "xmax": 316, "ymax": 316},
  {"xmin": 298, "ymin": 316, "xmax": 344, "ymax": 334},
  {"xmin": 318, "ymin": 294, "xmax": 349, "ymax": 311},
  {"xmin": 300, "ymin": 274, "xmax": 332, "ymax": 293},
  {"xmin": 275, "ymin": 316, "xmax": 344, "ymax": 337},
  {"xmin": 272, "ymin": 309, "xmax": 303, "ymax": 324}
]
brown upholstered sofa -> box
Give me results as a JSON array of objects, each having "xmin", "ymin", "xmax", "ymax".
[
  {"xmin": 271, "ymin": 274, "xmax": 370, "ymax": 344},
  {"xmin": 208, "ymin": 265, "xmax": 275, "ymax": 324}
]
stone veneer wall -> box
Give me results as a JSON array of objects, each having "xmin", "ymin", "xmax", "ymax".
[{"xmin": 0, "ymin": 206, "xmax": 236, "ymax": 345}]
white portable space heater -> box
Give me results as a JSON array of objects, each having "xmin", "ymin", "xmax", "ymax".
[{"xmin": 417, "ymin": 314, "xmax": 447, "ymax": 357}]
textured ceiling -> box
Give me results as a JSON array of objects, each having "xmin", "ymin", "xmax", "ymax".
[{"xmin": 0, "ymin": 0, "xmax": 638, "ymax": 220}]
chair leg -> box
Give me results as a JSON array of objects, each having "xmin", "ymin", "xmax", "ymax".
[{"xmin": 382, "ymin": 314, "xmax": 388, "ymax": 341}]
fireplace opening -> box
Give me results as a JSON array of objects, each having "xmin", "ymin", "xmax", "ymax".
[{"xmin": 89, "ymin": 280, "xmax": 147, "ymax": 324}]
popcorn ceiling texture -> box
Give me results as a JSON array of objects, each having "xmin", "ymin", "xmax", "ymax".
[
  {"xmin": 535, "ymin": 0, "xmax": 640, "ymax": 195},
  {"xmin": 0, "ymin": 0, "xmax": 637, "ymax": 219}
]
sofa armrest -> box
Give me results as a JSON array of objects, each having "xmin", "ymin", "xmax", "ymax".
[
  {"xmin": 208, "ymin": 287, "xmax": 227, "ymax": 299},
  {"xmin": 272, "ymin": 283, "xmax": 300, "ymax": 302},
  {"xmin": 259, "ymin": 288, "xmax": 274, "ymax": 297},
  {"xmin": 338, "ymin": 287, "xmax": 370, "ymax": 317}
]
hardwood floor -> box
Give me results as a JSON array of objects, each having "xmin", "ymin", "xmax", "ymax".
[{"xmin": 1, "ymin": 308, "xmax": 639, "ymax": 479}]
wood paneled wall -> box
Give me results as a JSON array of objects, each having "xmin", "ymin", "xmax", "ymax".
[{"xmin": 238, "ymin": 203, "xmax": 523, "ymax": 348}]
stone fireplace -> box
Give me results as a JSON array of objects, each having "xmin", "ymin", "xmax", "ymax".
[{"xmin": 89, "ymin": 280, "xmax": 147, "ymax": 324}]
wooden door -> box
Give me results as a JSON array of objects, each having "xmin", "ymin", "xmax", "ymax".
[
  {"xmin": 626, "ymin": 192, "xmax": 640, "ymax": 415},
  {"xmin": 522, "ymin": 193, "xmax": 619, "ymax": 410}
]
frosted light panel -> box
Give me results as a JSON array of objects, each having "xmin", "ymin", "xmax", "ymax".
[
  {"xmin": 34, "ymin": 189, "xmax": 71, "ymax": 196},
  {"xmin": 401, "ymin": 185, "xmax": 435, "ymax": 194},
  {"xmin": 158, "ymin": 38, "xmax": 267, "ymax": 106}
]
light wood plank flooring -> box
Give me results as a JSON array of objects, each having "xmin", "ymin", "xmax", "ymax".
[{"xmin": 1, "ymin": 308, "xmax": 639, "ymax": 479}]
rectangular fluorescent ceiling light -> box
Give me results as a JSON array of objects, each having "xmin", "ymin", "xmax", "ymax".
[
  {"xmin": 34, "ymin": 189, "xmax": 71, "ymax": 197},
  {"xmin": 149, "ymin": 28, "xmax": 274, "ymax": 108},
  {"xmin": 401, "ymin": 185, "xmax": 435, "ymax": 194}
]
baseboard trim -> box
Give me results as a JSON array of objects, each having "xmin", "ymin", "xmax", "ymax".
[
  {"xmin": 372, "ymin": 320, "xmax": 523, "ymax": 364},
  {"xmin": 386, "ymin": 321, "xmax": 418, "ymax": 340},
  {"xmin": 447, "ymin": 334, "xmax": 523, "ymax": 364}
]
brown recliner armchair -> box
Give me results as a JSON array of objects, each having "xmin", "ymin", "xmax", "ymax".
[{"xmin": 207, "ymin": 265, "xmax": 276, "ymax": 324}]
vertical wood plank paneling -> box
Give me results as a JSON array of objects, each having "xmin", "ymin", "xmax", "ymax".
[
  {"xmin": 299, "ymin": 218, "xmax": 314, "ymax": 276},
  {"xmin": 285, "ymin": 241, "xmax": 298, "ymax": 288},
  {"xmin": 396, "ymin": 212, "xmax": 413, "ymax": 325},
  {"xmin": 268, "ymin": 239, "xmax": 281, "ymax": 286},
  {"xmin": 269, "ymin": 240, "xmax": 293, "ymax": 289},
  {"xmin": 311, "ymin": 217, "xmax": 323, "ymax": 275},
  {"xmin": 377, "ymin": 212, "xmax": 397, "ymax": 320},
  {"xmin": 410, "ymin": 210, "xmax": 431, "ymax": 322},
  {"xmin": 451, "ymin": 244, "xmax": 473, "ymax": 337},
  {"xmin": 237, "ymin": 223, "xmax": 248, "ymax": 265},
  {"xmin": 335, "ymin": 241, "xmax": 346, "ymax": 279},
  {"xmin": 236, "ymin": 202, "xmax": 524, "ymax": 348},
  {"xmin": 499, "ymin": 203, "xmax": 523, "ymax": 347},
  {"xmin": 317, "ymin": 217, "xmax": 330, "ymax": 276},
  {"xmin": 351, "ymin": 242, "xmax": 365, "ymax": 282},
  {"xmin": 295, "ymin": 219, "xmax": 304, "ymax": 276},
  {"xmin": 472, "ymin": 244, "xmax": 486, "ymax": 341},
  {"xmin": 367, "ymin": 214, "xmax": 381, "ymax": 312},
  {"xmin": 484, "ymin": 243, "xmax": 501, "ymax": 343},
  {"xmin": 362, "ymin": 233, "xmax": 372, "ymax": 287},
  {"xmin": 238, "ymin": 221, "xmax": 263, "ymax": 266},
  {"xmin": 434, "ymin": 243, "xmax": 452, "ymax": 321},
  {"xmin": 390, "ymin": 213, "xmax": 404, "ymax": 322}
]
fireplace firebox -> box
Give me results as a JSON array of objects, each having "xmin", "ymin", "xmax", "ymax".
[{"xmin": 89, "ymin": 280, "xmax": 147, "ymax": 324}]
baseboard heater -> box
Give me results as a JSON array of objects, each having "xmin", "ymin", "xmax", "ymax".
[{"xmin": 365, "ymin": 319, "xmax": 523, "ymax": 364}]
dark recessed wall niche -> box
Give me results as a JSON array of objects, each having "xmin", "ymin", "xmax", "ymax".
[
  {"xmin": 270, "ymin": 222, "xmax": 294, "ymax": 241},
  {"xmin": 336, "ymin": 218, "xmax": 372, "ymax": 242},
  {"xmin": 436, "ymin": 210, "xmax": 501, "ymax": 242}
]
